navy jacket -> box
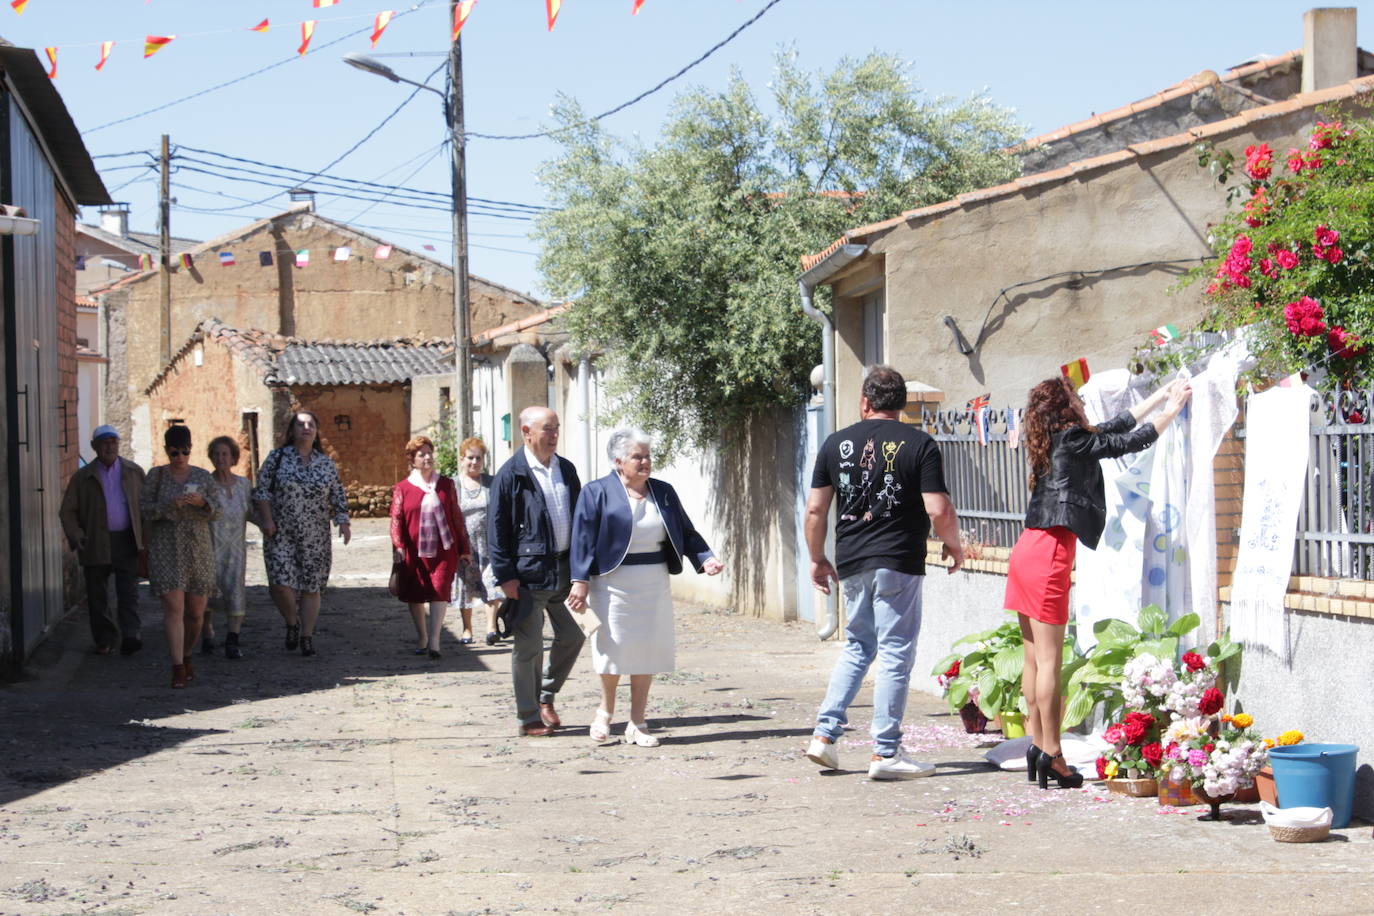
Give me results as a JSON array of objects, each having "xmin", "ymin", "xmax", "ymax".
[
  {"xmin": 570, "ymin": 473, "xmax": 714, "ymax": 582},
  {"xmin": 487, "ymin": 449, "xmax": 582, "ymax": 591},
  {"xmin": 1023, "ymin": 410, "xmax": 1158, "ymax": 550}
]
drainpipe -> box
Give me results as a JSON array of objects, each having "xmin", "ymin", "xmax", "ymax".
[
  {"xmin": 577, "ymin": 355, "xmax": 592, "ymax": 477},
  {"xmin": 799, "ymin": 243, "xmax": 867, "ymax": 639}
]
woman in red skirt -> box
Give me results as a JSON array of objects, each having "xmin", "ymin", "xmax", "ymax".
[
  {"xmin": 1008, "ymin": 375, "xmax": 1190, "ymax": 787},
  {"xmin": 390, "ymin": 436, "xmax": 471, "ymax": 659}
]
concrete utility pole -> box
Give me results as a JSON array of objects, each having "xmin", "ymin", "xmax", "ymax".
[
  {"xmin": 448, "ymin": 0, "xmax": 473, "ymax": 439},
  {"xmin": 158, "ymin": 134, "xmax": 171, "ymax": 365}
]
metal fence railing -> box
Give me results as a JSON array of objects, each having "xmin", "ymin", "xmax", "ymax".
[
  {"xmin": 923, "ymin": 408, "xmax": 1029, "ymax": 549},
  {"xmin": 1279, "ymin": 390, "xmax": 1374, "ymax": 579}
]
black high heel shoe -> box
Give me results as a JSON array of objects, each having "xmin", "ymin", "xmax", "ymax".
[
  {"xmin": 1037, "ymin": 751, "xmax": 1084, "ymax": 789},
  {"xmin": 285, "ymin": 623, "xmax": 301, "ymax": 651},
  {"xmin": 1025, "ymin": 743, "xmax": 1041, "ymax": 783}
]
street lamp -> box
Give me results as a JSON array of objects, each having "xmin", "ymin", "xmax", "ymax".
[{"xmin": 343, "ymin": 40, "xmax": 473, "ymax": 440}]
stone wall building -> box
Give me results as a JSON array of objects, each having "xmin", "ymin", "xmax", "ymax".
[{"xmin": 93, "ymin": 206, "xmax": 542, "ymax": 468}]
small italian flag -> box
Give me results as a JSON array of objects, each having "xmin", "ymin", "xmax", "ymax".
[
  {"xmin": 295, "ymin": 249, "xmax": 310, "ymax": 268},
  {"xmin": 1150, "ymin": 324, "xmax": 1179, "ymax": 346}
]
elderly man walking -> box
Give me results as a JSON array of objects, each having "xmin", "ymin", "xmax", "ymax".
[
  {"xmin": 59, "ymin": 425, "xmax": 147, "ymax": 656},
  {"xmin": 804, "ymin": 366, "xmax": 964, "ymax": 779},
  {"xmin": 488, "ymin": 407, "xmax": 584, "ymax": 737}
]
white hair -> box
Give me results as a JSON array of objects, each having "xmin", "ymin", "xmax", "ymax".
[{"xmin": 606, "ymin": 427, "xmax": 652, "ymax": 463}]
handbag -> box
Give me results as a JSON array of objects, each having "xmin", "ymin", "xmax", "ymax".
[{"xmin": 388, "ymin": 560, "xmax": 407, "ymax": 599}]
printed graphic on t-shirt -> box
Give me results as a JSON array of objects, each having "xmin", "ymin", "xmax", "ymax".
[{"xmin": 838, "ymin": 436, "xmax": 905, "ymax": 522}]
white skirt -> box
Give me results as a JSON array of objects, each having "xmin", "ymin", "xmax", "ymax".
[{"xmin": 588, "ymin": 560, "xmax": 674, "ymax": 675}]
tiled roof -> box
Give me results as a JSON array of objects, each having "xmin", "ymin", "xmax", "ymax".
[
  {"xmin": 800, "ymin": 73, "xmax": 1374, "ymax": 273},
  {"xmin": 472, "ymin": 303, "xmax": 570, "ymax": 346},
  {"xmin": 77, "ymin": 222, "xmax": 200, "ymax": 256},
  {"xmin": 146, "ymin": 318, "xmax": 454, "ymax": 393}
]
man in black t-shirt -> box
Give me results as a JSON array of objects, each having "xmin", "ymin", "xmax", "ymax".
[{"xmin": 803, "ymin": 365, "xmax": 963, "ymax": 780}]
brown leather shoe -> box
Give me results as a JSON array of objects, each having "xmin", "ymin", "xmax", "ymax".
[
  {"xmin": 539, "ymin": 703, "xmax": 561, "ymax": 729},
  {"xmin": 519, "ymin": 723, "xmax": 554, "ymax": 737}
]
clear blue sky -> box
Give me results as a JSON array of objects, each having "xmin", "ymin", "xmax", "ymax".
[{"xmin": 4, "ymin": 0, "xmax": 1369, "ymax": 299}]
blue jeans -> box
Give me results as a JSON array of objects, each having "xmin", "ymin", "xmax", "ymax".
[{"xmin": 814, "ymin": 568, "xmax": 924, "ymax": 756}]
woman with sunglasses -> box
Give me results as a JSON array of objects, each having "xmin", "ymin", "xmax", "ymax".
[
  {"xmin": 253, "ymin": 410, "xmax": 351, "ymax": 657},
  {"xmin": 140, "ymin": 425, "xmax": 220, "ymax": 688}
]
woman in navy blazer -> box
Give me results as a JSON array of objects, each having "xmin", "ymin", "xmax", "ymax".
[{"xmin": 569, "ymin": 428, "xmax": 723, "ymax": 746}]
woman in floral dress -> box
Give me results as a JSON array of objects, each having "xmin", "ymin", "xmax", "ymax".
[
  {"xmin": 141, "ymin": 425, "xmax": 220, "ymax": 688},
  {"xmin": 204, "ymin": 435, "xmax": 259, "ymax": 660},
  {"xmin": 452, "ymin": 437, "xmax": 501, "ymax": 645},
  {"xmin": 253, "ymin": 411, "xmax": 350, "ymax": 658}
]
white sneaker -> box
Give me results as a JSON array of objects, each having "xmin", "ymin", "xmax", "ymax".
[
  {"xmin": 867, "ymin": 751, "xmax": 936, "ymax": 780},
  {"xmin": 805, "ymin": 736, "xmax": 839, "ymax": 770}
]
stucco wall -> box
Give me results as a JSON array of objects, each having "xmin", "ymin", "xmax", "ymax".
[{"xmin": 834, "ymin": 106, "xmax": 1333, "ymax": 410}]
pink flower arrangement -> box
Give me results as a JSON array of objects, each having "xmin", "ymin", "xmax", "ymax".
[{"xmin": 1284, "ymin": 296, "xmax": 1327, "ymax": 337}]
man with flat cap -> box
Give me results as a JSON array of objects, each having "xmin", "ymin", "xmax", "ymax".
[{"xmin": 60, "ymin": 425, "xmax": 147, "ymax": 655}]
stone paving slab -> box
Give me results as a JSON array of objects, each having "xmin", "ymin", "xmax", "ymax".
[{"xmin": 2, "ymin": 519, "xmax": 1371, "ymax": 915}]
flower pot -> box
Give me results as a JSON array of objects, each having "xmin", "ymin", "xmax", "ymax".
[
  {"xmin": 999, "ymin": 711, "xmax": 1026, "ymax": 739},
  {"xmin": 957, "ymin": 701, "xmax": 987, "ymax": 734},
  {"xmin": 1105, "ymin": 776, "xmax": 1158, "ymax": 798},
  {"xmin": 1255, "ymin": 765, "xmax": 1278, "ymax": 806},
  {"xmin": 1191, "ymin": 785, "xmax": 1236, "ymax": 821},
  {"xmin": 1158, "ymin": 772, "xmax": 1197, "ymax": 807},
  {"xmin": 1233, "ymin": 782, "xmax": 1261, "ymax": 804}
]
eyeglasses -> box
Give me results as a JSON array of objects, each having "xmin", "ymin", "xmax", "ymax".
[{"xmin": 166, "ymin": 448, "xmax": 190, "ymax": 457}]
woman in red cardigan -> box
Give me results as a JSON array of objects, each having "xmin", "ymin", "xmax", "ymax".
[{"xmin": 390, "ymin": 435, "xmax": 471, "ymax": 659}]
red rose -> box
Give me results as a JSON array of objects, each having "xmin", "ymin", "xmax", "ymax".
[
  {"xmin": 1244, "ymin": 143, "xmax": 1274, "ymax": 180},
  {"xmin": 1325, "ymin": 246, "xmax": 1344, "ymax": 265},
  {"xmin": 1095, "ymin": 756, "xmax": 1108, "ymax": 779},
  {"xmin": 1182, "ymin": 651, "xmax": 1206, "ymax": 672},
  {"xmin": 1122, "ymin": 720, "xmax": 1147, "ymax": 746},
  {"xmin": 1199, "ymin": 687, "xmax": 1224, "ymax": 716},
  {"xmin": 944, "ymin": 659, "xmax": 960, "ymax": 680},
  {"xmin": 1284, "ymin": 297, "xmax": 1327, "ymax": 337},
  {"xmin": 1315, "ymin": 225, "xmax": 1340, "ymax": 247},
  {"xmin": 1329, "ymin": 327, "xmax": 1366, "ymax": 359},
  {"xmin": 1287, "ymin": 148, "xmax": 1306, "ymax": 172},
  {"xmin": 1275, "ymin": 250, "xmax": 1299, "ymax": 270},
  {"xmin": 1203, "ymin": 743, "xmax": 1215, "ymax": 753},
  {"xmin": 1141, "ymin": 742, "xmax": 1163, "ymax": 768},
  {"xmin": 1348, "ymin": 410, "xmax": 1366, "ymax": 425}
]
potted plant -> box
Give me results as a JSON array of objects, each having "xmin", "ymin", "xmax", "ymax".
[
  {"xmin": 931, "ymin": 616, "xmax": 1025, "ymax": 735},
  {"xmin": 1162, "ymin": 710, "xmax": 1268, "ymax": 820},
  {"xmin": 1095, "ymin": 711, "xmax": 1164, "ymax": 796}
]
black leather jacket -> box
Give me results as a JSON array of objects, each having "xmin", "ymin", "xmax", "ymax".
[
  {"xmin": 1023, "ymin": 410, "xmax": 1159, "ymax": 549},
  {"xmin": 487, "ymin": 449, "xmax": 582, "ymax": 591}
]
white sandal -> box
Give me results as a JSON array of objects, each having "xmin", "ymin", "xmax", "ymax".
[
  {"xmin": 589, "ymin": 708, "xmax": 613, "ymax": 743},
  {"xmin": 624, "ymin": 721, "xmax": 660, "ymax": 748}
]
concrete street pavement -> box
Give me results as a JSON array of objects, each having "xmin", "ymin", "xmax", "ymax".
[{"xmin": 2, "ymin": 518, "xmax": 1370, "ymax": 915}]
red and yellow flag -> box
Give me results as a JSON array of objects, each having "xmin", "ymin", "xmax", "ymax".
[
  {"xmin": 144, "ymin": 35, "xmax": 175, "ymax": 59},
  {"xmin": 452, "ymin": 0, "xmax": 475, "ymax": 41},
  {"xmin": 370, "ymin": 10, "xmax": 393, "ymax": 47},
  {"xmin": 298, "ymin": 20, "xmax": 316, "ymax": 56},
  {"xmin": 312, "ymin": 0, "xmax": 338, "ymax": 7},
  {"xmin": 44, "ymin": 46, "xmax": 55, "ymax": 79},
  {"xmin": 250, "ymin": 18, "xmax": 269, "ymax": 33},
  {"xmin": 1060, "ymin": 358, "xmax": 1091, "ymax": 391},
  {"xmin": 10, "ymin": 0, "xmax": 29, "ymax": 15},
  {"xmin": 545, "ymin": 0, "xmax": 561, "ymax": 31},
  {"xmin": 95, "ymin": 40, "xmax": 114, "ymax": 70},
  {"xmin": 632, "ymin": 0, "xmax": 646, "ymax": 13}
]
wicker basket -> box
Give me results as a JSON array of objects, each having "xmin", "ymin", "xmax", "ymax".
[
  {"xmin": 1105, "ymin": 776, "xmax": 1159, "ymax": 797},
  {"xmin": 1268, "ymin": 823, "xmax": 1330, "ymax": 843}
]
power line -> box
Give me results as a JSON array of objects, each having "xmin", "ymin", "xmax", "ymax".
[
  {"xmin": 468, "ymin": 0, "xmax": 786, "ymax": 141},
  {"xmin": 86, "ymin": 3, "xmax": 437, "ymax": 134},
  {"xmin": 340, "ymin": 140, "xmax": 451, "ymax": 222}
]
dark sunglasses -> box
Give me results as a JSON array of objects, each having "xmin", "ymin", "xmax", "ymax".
[{"xmin": 165, "ymin": 448, "xmax": 191, "ymax": 457}]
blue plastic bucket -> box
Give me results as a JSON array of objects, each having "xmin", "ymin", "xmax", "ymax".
[{"xmin": 1267, "ymin": 744, "xmax": 1359, "ymax": 829}]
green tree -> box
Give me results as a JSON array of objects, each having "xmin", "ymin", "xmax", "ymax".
[{"xmin": 535, "ymin": 51, "xmax": 1024, "ymax": 454}]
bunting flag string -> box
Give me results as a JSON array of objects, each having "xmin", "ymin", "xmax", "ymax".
[
  {"xmin": 374, "ymin": 244, "xmax": 392, "ymax": 259},
  {"xmin": 632, "ymin": 0, "xmax": 646, "ymax": 13},
  {"xmin": 313, "ymin": 0, "xmax": 339, "ymax": 7},
  {"xmin": 218, "ymin": 251, "xmax": 236, "ymax": 266},
  {"xmin": 43, "ymin": 46, "xmax": 55, "ymax": 79},
  {"xmin": 298, "ymin": 20, "xmax": 316, "ymax": 56},
  {"xmin": 546, "ymin": 0, "xmax": 562, "ymax": 31},
  {"xmin": 1007, "ymin": 407, "xmax": 1021, "ymax": 449},
  {"xmin": 95, "ymin": 40, "xmax": 114, "ymax": 70},
  {"xmin": 295, "ymin": 249, "xmax": 310, "ymax": 268},
  {"xmin": 333, "ymin": 246, "xmax": 351, "ymax": 261},
  {"xmin": 258, "ymin": 251, "xmax": 273, "ymax": 267},
  {"xmin": 10, "ymin": 0, "xmax": 29, "ymax": 15},
  {"xmin": 143, "ymin": 35, "xmax": 175, "ymax": 59},
  {"xmin": 138, "ymin": 254, "xmax": 152, "ymax": 270},
  {"xmin": 370, "ymin": 10, "xmax": 393, "ymax": 47},
  {"xmin": 452, "ymin": 0, "xmax": 476, "ymax": 41},
  {"xmin": 250, "ymin": 19, "xmax": 270, "ymax": 33},
  {"xmin": 179, "ymin": 252, "xmax": 194, "ymax": 269}
]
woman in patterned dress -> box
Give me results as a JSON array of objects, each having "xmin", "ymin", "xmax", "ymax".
[
  {"xmin": 452, "ymin": 437, "xmax": 501, "ymax": 646},
  {"xmin": 253, "ymin": 411, "xmax": 351, "ymax": 658},
  {"xmin": 140, "ymin": 425, "xmax": 220, "ymax": 688},
  {"xmin": 204, "ymin": 435, "xmax": 260, "ymax": 660}
]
